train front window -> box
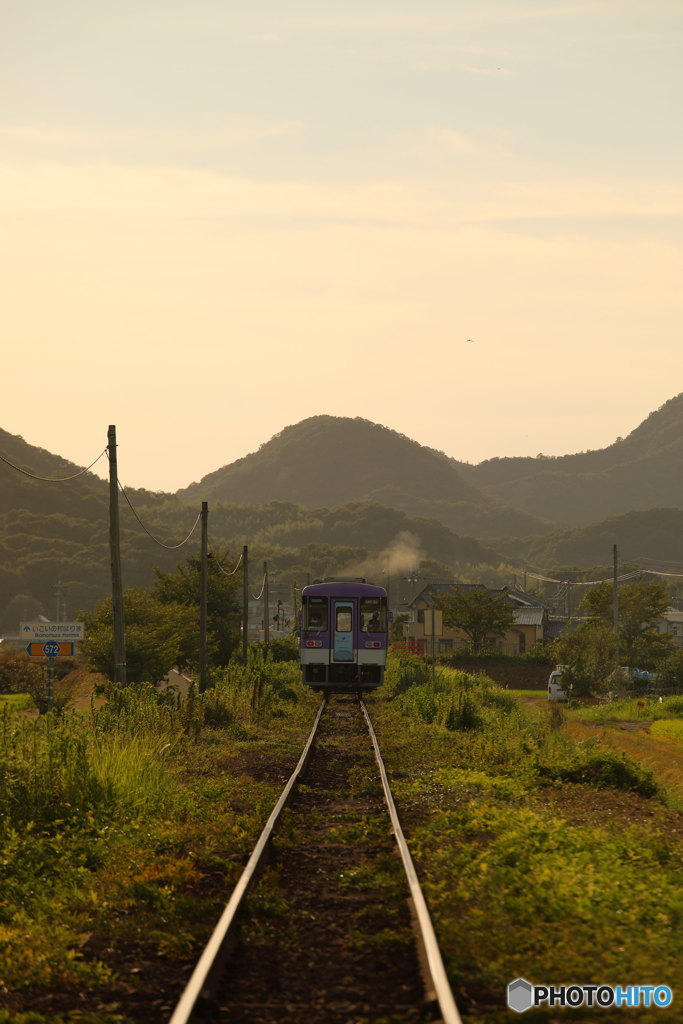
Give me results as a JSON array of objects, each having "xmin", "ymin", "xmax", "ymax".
[
  {"xmin": 361, "ymin": 597, "xmax": 386, "ymax": 632},
  {"xmin": 304, "ymin": 597, "xmax": 328, "ymax": 630},
  {"xmin": 335, "ymin": 607, "xmax": 352, "ymax": 632}
]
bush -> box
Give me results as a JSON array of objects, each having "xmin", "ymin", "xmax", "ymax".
[
  {"xmin": 536, "ymin": 743, "xmax": 659, "ymax": 797},
  {"xmin": 383, "ymin": 651, "xmax": 432, "ymax": 697},
  {"xmin": 0, "ymin": 653, "xmax": 45, "ymax": 696}
]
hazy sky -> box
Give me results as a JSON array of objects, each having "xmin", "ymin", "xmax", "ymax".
[{"xmin": 2, "ymin": 1, "xmax": 682, "ymax": 492}]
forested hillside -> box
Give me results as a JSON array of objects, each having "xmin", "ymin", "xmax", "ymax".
[
  {"xmin": 4, "ymin": 396, "xmax": 683, "ymax": 629},
  {"xmin": 458, "ymin": 394, "xmax": 683, "ymax": 524},
  {"xmin": 178, "ymin": 416, "xmax": 553, "ymax": 539},
  {"xmin": 508, "ymin": 507, "xmax": 683, "ymax": 570},
  {"xmin": 0, "ymin": 432, "xmax": 198, "ymax": 628},
  {"xmin": 0, "ymin": 430, "xmax": 506, "ymax": 630}
]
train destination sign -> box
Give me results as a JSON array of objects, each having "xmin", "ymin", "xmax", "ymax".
[
  {"xmin": 26, "ymin": 641, "xmax": 76, "ymax": 658},
  {"xmin": 21, "ymin": 622, "xmax": 85, "ymax": 642}
]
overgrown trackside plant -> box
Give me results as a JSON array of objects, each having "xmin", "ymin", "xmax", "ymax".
[
  {"xmin": 0, "ymin": 659, "xmax": 310, "ymax": 1004},
  {"xmin": 376, "ymin": 653, "xmax": 678, "ymax": 1020}
]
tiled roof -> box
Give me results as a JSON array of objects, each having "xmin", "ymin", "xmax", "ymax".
[
  {"xmin": 411, "ymin": 584, "xmax": 546, "ymax": 609},
  {"xmin": 513, "ymin": 608, "xmax": 545, "ymax": 626}
]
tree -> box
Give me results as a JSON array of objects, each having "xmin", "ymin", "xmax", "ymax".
[
  {"xmin": 81, "ymin": 588, "xmax": 197, "ymax": 684},
  {"xmin": 432, "ymin": 587, "xmax": 515, "ymax": 653},
  {"xmin": 550, "ymin": 621, "xmax": 618, "ymax": 696},
  {"xmin": 0, "ymin": 652, "xmax": 45, "ymax": 695},
  {"xmin": 581, "ymin": 581, "xmax": 672, "ymax": 666},
  {"xmin": 151, "ymin": 551, "xmax": 242, "ymax": 666}
]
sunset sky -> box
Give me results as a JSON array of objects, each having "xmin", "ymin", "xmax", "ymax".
[{"xmin": 2, "ymin": 1, "xmax": 682, "ymax": 492}]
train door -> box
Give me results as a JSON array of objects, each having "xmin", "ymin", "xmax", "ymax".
[{"xmin": 332, "ymin": 600, "xmax": 354, "ymax": 662}]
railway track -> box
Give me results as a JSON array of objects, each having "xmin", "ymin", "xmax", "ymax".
[{"xmin": 169, "ymin": 696, "xmax": 462, "ymax": 1024}]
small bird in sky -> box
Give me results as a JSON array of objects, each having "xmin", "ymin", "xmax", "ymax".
[{"xmin": 465, "ymin": 338, "xmax": 476, "ymax": 343}]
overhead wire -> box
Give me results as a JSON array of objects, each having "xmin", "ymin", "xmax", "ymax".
[
  {"xmin": 251, "ymin": 575, "xmax": 267, "ymax": 601},
  {"xmin": 209, "ymin": 546, "xmax": 244, "ymax": 577},
  {"xmin": 521, "ymin": 568, "xmax": 641, "ymax": 587},
  {"xmin": 118, "ymin": 480, "xmax": 202, "ymax": 549},
  {"xmin": 0, "ymin": 446, "xmax": 108, "ymax": 482}
]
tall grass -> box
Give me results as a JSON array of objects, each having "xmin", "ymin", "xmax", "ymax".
[
  {"xmin": 382, "ymin": 652, "xmax": 658, "ymax": 797},
  {"xmin": 0, "ymin": 655, "xmax": 304, "ymax": 837},
  {"xmin": 575, "ymin": 694, "xmax": 683, "ymax": 722}
]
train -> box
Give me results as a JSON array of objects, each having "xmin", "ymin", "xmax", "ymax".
[{"xmin": 299, "ymin": 577, "xmax": 389, "ymax": 693}]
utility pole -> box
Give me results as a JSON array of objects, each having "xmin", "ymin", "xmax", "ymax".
[
  {"xmin": 242, "ymin": 545, "xmax": 249, "ymax": 662},
  {"xmin": 613, "ymin": 543, "xmax": 620, "ymax": 664},
  {"xmin": 108, "ymin": 425, "xmax": 126, "ymax": 686},
  {"xmin": 55, "ymin": 580, "xmax": 65, "ymax": 621},
  {"xmin": 263, "ymin": 561, "xmax": 270, "ymax": 646},
  {"xmin": 199, "ymin": 501, "xmax": 208, "ymax": 693}
]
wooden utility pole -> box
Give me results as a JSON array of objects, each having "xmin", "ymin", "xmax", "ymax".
[
  {"xmin": 199, "ymin": 501, "xmax": 208, "ymax": 693},
  {"xmin": 242, "ymin": 545, "xmax": 249, "ymax": 663},
  {"xmin": 613, "ymin": 544, "xmax": 620, "ymax": 663},
  {"xmin": 107, "ymin": 425, "xmax": 126, "ymax": 686},
  {"xmin": 263, "ymin": 561, "xmax": 270, "ymax": 646}
]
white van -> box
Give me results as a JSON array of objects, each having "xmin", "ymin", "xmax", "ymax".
[{"xmin": 547, "ymin": 668, "xmax": 569, "ymax": 702}]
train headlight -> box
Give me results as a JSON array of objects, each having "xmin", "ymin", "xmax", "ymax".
[
  {"xmin": 365, "ymin": 641, "xmax": 382, "ymax": 649},
  {"xmin": 306, "ymin": 640, "xmax": 323, "ymax": 648}
]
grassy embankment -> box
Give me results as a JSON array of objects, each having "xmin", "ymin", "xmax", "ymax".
[
  {"xmin": 0, "ymin": 655, "xmax": 317, "ymax": 1024},
  {"xmin": 4, "ymin": 653, "xmax": 683, "ymax": 1023},
  {"xmin": 371, "ymin": 654, "xmax": 683, "ymax": 1024}
]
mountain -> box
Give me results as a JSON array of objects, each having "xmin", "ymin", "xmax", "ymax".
[
  {"xmin": 210, "ymin": 500, "xmax": 503, "ymax": 571},
  {"xmin": 0, "ymin": 428, "xmax": 508, "ymax": 630},
  {"xmin": 0, "ymin": 431, "xmax": 193, "ymax": 627},
  {"xmin": 506, "ymin": 507, "xmax": 683, "ymax": 570},
  {"xmin": 457, "ymin": 394, "xmax": 683, "ymax": 525},
  {"xmin": 178, "ymin": 416, "xmax": 554, "ymax": 540}
]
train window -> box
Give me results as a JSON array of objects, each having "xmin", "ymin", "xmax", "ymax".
[
  {"xmin": 361, "ymin": 597, "xmax": 386, "ymax": 632},
  {"xmin": 335, "ymin": 607, "xmax": 352, "ymax": 632},
  {"xmin": 304, "ymin": 597, "xmax": 328, "ymax": 630}
]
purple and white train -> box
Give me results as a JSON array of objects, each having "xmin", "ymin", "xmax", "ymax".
[{"xmin": 299, "ymin": 578, "xmax": 389, "ymax": 693}]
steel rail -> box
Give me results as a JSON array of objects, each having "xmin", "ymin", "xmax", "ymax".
[
  {"xmin": 360, "ymin": 700, "xmax": 464, "ymax": 1024},
  {"xmin": 168, "ymin": 697, "xmax": 327, "ymax": 1024}
]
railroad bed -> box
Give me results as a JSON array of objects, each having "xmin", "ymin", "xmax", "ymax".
[{"xmin": 170, "ymin": 696, "xmax": 461, "ymax": 1024}]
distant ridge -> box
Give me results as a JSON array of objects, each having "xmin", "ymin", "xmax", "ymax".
[
  {"xmin": 177, "ymin": 415, "xmax": 554, "ymax": 540},
  {"xmin": 510, "ymin": 507, "xmax": 683, "ymax": 569},
  {"xmin": 457, "ymin": 394, "xmax": 683, "ymax": 524}
]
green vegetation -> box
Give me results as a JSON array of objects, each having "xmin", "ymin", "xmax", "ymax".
[
  {"xmin": 0, "ymin": 692, "xmax": 32, "ymax": 710},
  {"xmin": 376, "ymin": 652, "xmax": 679, "ymax": 1021},
  {"xmin": 432, "ymin": 586, "xmax": 515, "ymax": 653},
  {"xmin": 650, "ymin": 719, "xmax": 683, "ymax": 744},
  {"xmin": 0, "ymin": 656, "xmax": 312, "ymax": 1017},
  {"xmin": 549, "ymin": 581, "xmax": 675, "ymax": 695},
  {"xmin": 573, "ymin": 695, "xmax": 683, "ymax": 723},
  {"xmin": 80, "ymin": 551, "xmax": 242, "ymax": 682},
  {"xmin": 581, "ymin": 580, "xmax": 672, "ymax": 664}
]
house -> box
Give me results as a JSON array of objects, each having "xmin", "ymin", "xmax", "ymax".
[
  {"xmin": 405, "ymin": 583, "xmax": 549, "ymax": 656},
  {"xmin": 658, "ymin": 607, "xmax": 683, "ymax": 649}
]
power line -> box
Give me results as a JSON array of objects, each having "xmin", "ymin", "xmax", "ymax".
[
  {"xmin": 118, "ymin": 480, "xmax": 202, "ymax": 549},
  {"xmin": 251, "ymin": 575, "xmax": 267, "ymax": 601},
  {"xmin": 0, "ymin": 446, "xmax": 108, "ymax": 482},
  {"xmin": 521, "ymin": 568, "xmax": 641, "ymax": 587},
  {"xmin": 209, "ymin": 545, "xmax": 244, "ymax": 577}
]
